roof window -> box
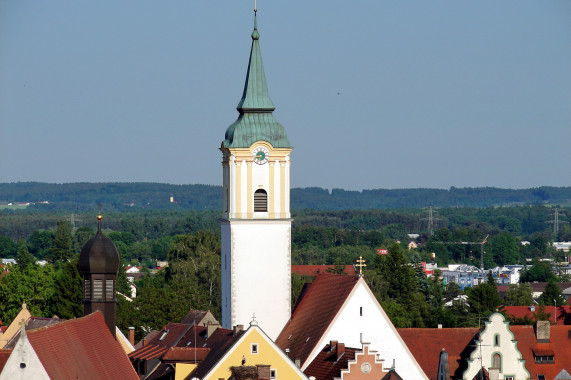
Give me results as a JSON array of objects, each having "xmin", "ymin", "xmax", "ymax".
[{"xmin": 158, "ymin": 329, "xmax": 169, "ymax": 341}]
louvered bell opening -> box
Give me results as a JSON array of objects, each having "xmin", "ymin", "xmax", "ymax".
[
  {"xmin": 93, "ymin": 279, "xmax": 103, "ymax": 299},
  {"xmin": 106, "ymin": 279, "xmax": 114, "ymax": 300},
  {"xmin": 254, "ymin": 189, "xmax": 268, "ymax": 212},
  {"xmin": 84, "ymin": 279, "xmax": 91, "ymax": 299}
]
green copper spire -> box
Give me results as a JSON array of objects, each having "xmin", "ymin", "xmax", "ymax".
[{"xmin": 223, "ymin": 12, "xmax": 291, "ymax": 149}]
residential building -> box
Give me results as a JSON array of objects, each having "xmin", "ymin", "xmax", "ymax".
[{"xmin": 0, "ymin": 312, "xmax": 138, "ymax": 380}]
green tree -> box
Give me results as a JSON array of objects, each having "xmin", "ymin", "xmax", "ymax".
[
  {"xmin": 520, "ymin": 261, "xmax": 558, "ymax": 282},
  {"xmin": 377, "ymin": 243, "xmax": 418, "ymax": 306},
  {"xmin": 466, "ymin": 272, "xmax": 501, "ymax": 320},
  {"xmin": 16, "ymin": 239, "xmax": 36, "ymax": 269},
  {"xmin": 0, "ymin": 236, "xmax": 17, "ymax": 258},
  {"xmin": 0, "ymin": 264, "xmax": 55, "ymax": 323},
  {"xmin": 538, "ymin": 281, "xmax": 565, "ymax": 306},
  {"xmin": 504, "ymin": 283, "xmax": 533, "ymax": 306},
  {"xmin": 48, "ymin": 221, "xmax": 72, "ymax": 265},
  {"xmin": 27, "ymin": 230, "xmax": 54, "ymax": 260},
  {"xmin": 49, "ymin": 259, "xmax": 83, "ymax": 319},
  {"xmin": 487, "ymin": 232, "xmax": 520, "ymax": 266}
]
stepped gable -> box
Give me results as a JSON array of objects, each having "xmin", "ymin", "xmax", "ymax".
[
  {"xmin": 398, "ymin": 327, "xmax": 479, "ymax": 380},
  {"xmin": 275, "ymin": 274, "xmax": 358, "ymax": 366},
  {"xmin": 26, "ymin": 311, "xmax": 138, "ymax": 380},
  {"xmin": 303, "ymin": 343, "xmax": 358, "ymax": 380}
]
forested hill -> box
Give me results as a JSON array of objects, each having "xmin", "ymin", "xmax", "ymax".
[{"xmin": 0, "ymin": 182, "xmax": 570, "ymax": 211}]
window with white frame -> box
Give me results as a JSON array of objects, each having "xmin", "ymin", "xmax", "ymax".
[{"xmin": 251, "ymin": 343, "xmax": 258, "ymax": 354}]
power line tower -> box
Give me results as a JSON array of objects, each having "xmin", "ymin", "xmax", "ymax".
[
  {"xmin": 546, "ymin": 207, "xmax": 568, "ymax": 235},
  {"xmin": 420, "ymin": 206, "xmax": 442, "ymax": 235}
]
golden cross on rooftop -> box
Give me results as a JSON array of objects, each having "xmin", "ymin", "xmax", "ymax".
[{"xmin": 356, "ymin": 256, "xmax": 366, "ymax": 275}]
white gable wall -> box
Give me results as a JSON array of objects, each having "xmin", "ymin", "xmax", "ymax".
[
  {"xmin": 463, "ymin": 313, "xmax": 529, "ymax": 380},
  {"xmin": 301, "ymin": 278, "xmax": 428, "ymax": 379},
  {"xmin": 0, "ymin": 331, "xmax": 49, "ymax": 380}
]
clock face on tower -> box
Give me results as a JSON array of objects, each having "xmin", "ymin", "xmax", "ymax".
[{"xmin": 252, "ymin": 146, "xmax": 269, "ymax": 165}]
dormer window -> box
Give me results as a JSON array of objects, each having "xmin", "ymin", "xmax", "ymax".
[
  {"xmin": 254, "ymin": 190, "xmax": 267, "ymax": 212},
  {"xmin": 535, "ymin": 355, "xmax": 554, "ymax": 364}
]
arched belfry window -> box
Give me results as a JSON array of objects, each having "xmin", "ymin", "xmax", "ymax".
[{"xmin": 254, "ymin": 189, "xmax": 268, "ymax": 212}]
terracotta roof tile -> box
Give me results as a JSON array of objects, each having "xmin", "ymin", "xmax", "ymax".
[
  {"xmin": 291, "ymin": 265, "xmax": 356, "ymax": 277},
  {"xmin": 275, "ymin": 274, "xmax": 359, "ymax": 367},
  {"xmin": 397, "ymin": 328, "xmax": 479, "ymax": 380},
  {"xmin": 4, "ymin": 316, "xmax": 63, "ymax": 349},
  {"xmin": 181, "ymin": 310, "xmax": 208, "ymax": 325},
  {"xmin": 0, "ymin": 349, "xmax": 12, "ymax": 374},
  {"xmin": 128, "ymin": 344, "xmax": 169, "ymax": 360},
  {"xmin": 504, "ymin": 305, "xmax": 571, "ymax": 325},
  {"xmin": 510, "ymin": 325, "xmax": 571, "ymax": 380},
  {"xmin": 303, "ymin": 343, "xmax": 357, "ymax": 380},
  {"xmin": 26, "ymin": 311, "xmax": 138, "ymax": 380},
  {"xmin": 162, "ymin": 347, "xmax": 210, "ymax": 362}
]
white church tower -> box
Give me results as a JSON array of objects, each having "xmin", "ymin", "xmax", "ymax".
[{"xmin": 220, "ymin": 10, "xmax": 292, "ymax": 340}]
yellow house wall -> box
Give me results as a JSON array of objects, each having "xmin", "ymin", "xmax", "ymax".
[
  {"xmin": 206, "ymin": 329, "xmax": 304, "ymax": 380},
  {"xmin": 175, "ymin": 363, "xmax": 197, "ymax": 380}
]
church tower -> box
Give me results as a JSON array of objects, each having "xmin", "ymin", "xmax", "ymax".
[
  {"xmin": 78, "ymin": 215, "xmax": 120, "ymax": 338},
  {"xmin": 220, "ymin": 10, "xmax": 292, "ymax": 340}
]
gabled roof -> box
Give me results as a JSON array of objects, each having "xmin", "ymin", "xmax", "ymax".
[
  {"xmin": 291, "ymin": 265, "xmax": 357, "ymax": 277},
  {"xmin": 510, "ymin": 324, "xmax": 571, "ymax": 380},
  {"xmin": 398, "ymin": 328, "xmax": 479, "ymax": 380},
  {"xmin": 4, "ymin": 316, "xmax": 63, "ymax": 349},
  {"xmin": 26, "ymin": 311, "xmax": 138, "ymax": 380},
  {"xmin": 180, "ymin": 309, "xmax": 218, "ymax": 326},
  {"xmin": 0, "ymin": 349, "xmax": 11, "ymax": 374},
  {"xmin": 504, "ymin": 305, "xmax": 571, "ymax": 325},
  {"xmin": 303, "ymin": 343, "xmax": 358, "ymax": 380},
  {"xmin": 275, "ymin": 274, "xmax": 359, "ymax": 366}
]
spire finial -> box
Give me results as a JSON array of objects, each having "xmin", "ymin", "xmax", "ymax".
[{"xmin": 97, "ymin": 203, "xmax": 103, "ymax": 233}]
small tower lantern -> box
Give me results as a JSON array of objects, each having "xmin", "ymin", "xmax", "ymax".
[{"xmin": 78, "ymin": 214, "xmax": 120, "ymax": 338}]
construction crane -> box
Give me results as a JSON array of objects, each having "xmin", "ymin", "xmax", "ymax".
[{"xmin": 432, "ymin": 234, "xmax": 489, "ymax": 270}]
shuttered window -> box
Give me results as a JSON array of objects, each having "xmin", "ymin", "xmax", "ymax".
[
  {"xmin": 93, "ymin": 279, "xmax": 103, "ymax": 299},
  {"xmin": 106, "ymin": 279, "xmax": 114, "ymax": 300},
  {"xmin": 84, "ymin": 280, "xmax": 91, "ymax": 298},
  {"xmin": 254, "ymin": 189, "xmax": 267, "ymax": 212}
]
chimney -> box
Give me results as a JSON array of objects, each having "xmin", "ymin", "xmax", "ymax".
[
  {"xmin": 336, "ymin": 343, "xmax": 345, "ymax": 361},
  {"xmin": 536, "ymin": 320, "xmax": 550, "ymax": 343},
  {"xmin": 233, "ymin": 324, "xmax": 244, "ymax": 336},
  {"xmin": 256, "ymin": 365, "xmax": 271, "ymax": 379},
  {"xmin": 488, "ymin": 368, "xmax": 500, "ymax": 380},
  {"xmin": 128, "ymin": 327, "xmax": 135, "ymax": 346},
  {"xmin": 207, "ymin": 323, "xmax": 220, "ymax": 338}
]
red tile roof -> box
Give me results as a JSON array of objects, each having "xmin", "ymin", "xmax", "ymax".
[
  {"xmin": 303, "ymin": 343, "xmax": 358, "ymax": 380},
  {"xmin": 275, "ymin": 274, "xmax": 359, "ymax": 367},
  {"xmin": 510, "ymin": 325, "xmax": 571, "ymax": 380},
  {"xmin": 291, "ymin": 265, "xmax": 356, "ymax": 277},
  {"xmin": 504, "ymin": 305, "xmax": 571, "ymax": 325},
  {"xmin": 162, "ymin": 347, "xmax": 210, "ymax": 362},
  {"xmin": 4, "ymin": 316, "xmax": 63, "ymax": 349},
  {"xmin": 398, "ymin": 328, "xmax": 479, "ymax": 380},
  {"xmin": 0, "ymin": 349, "xmax": 12, "ymax": 374},
  {"xmin": 26, "ymin": 311, "xmax": 138, "ymax": 380},
  {"xmin": 181, "ymin": 310, "xmax": 208, "ymax": 325}
]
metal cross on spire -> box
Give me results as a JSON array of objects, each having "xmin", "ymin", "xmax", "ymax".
[{"xmin": 356, "ymin": 256, "xmax": 367, "ymax": 276}]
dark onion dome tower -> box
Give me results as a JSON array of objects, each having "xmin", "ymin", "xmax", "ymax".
[{"xmin": 78, "ymin": 214, "xmax": 120, "ymax": 338}]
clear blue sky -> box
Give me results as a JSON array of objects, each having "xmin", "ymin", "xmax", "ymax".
[{"xmin": 1, "ymin": 1, "xmax": 570, "ymax": 190}]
